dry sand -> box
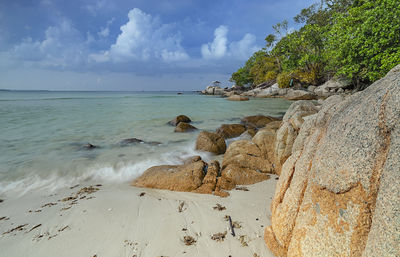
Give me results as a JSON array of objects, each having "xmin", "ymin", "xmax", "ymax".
[{"xmin": 0, "ymin": 176, "xmax": 278, "ymax": 257}]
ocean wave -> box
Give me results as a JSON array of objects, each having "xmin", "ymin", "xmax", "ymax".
[{"xmin": 0, "ymin": 142, "xmax": 213, "ymax": 197}]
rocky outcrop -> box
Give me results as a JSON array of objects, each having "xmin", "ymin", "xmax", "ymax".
[
  {"xmin": 273, "ymin": 101, "xmax": 320, "ymax": 171},
  {"xmin": 132, "ymin": 159, "xmax": 206, "ymax": 192},
  {"xmin": 265, "ymin": 65, "xmax": 400, "ymax": 257},
  {"xmin": 285, "ymin": 89, "xmax": 317, "ymax": 100},
  {"xmin": 195, "ymin": 131, "xmax": 226, "ymax": 155},
  {"xmin": 216, "ymin": 124, "xmax": 246, "ymax": 139},
  {"xmin": 193, "ymin": 160, "xmax": 220, "ymax": 194},
  {"xmin": 241, "ymin": 115, "xmax": 280, "ymax": 128},
  {"xmin": 252, "ymin": 121, "xmax": 282, "ymax": 163},
  {"xmin": 168, "ymin": 115, "xmax": 192, "ymax": 126},
  {"xmin": 222, "ymin": 140, "xmax": 274, "ymax": 173},
  {"xmin": 174, "ymin": 122, "xmax": 197, "ymax": 132},
  {"xmin": 227, "ymin": 95, "xmax": 249, "ymax": 101},
  {"xmin": 314, "ymin": 79, "xmax": 350, "ymax": 98}
]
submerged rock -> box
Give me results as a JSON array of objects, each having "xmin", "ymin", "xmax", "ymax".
[
  {"xmin": 227, "ymin": 95, "xmax": 249, "ymax": 101},
  {"xmin": 168, "ymin": 115, "xmax": 192, "ymax": 126},
  {"xmin": 195, "ymin": 131, "xmax": 226, "ymax": 155},
  {"xmin": 174, "ymin": 122, "xmax": 197, "ymax": 132},
  {"xmin": 120, "ymin": 138, "xmax": 161, "ymax": 146},
  {"xmin": 265, "ymin": 64, "xmax": 400, "ymax": 257},
  {"xmin": 83, "ymin": 143, "xmax": 98, "ymax": 150}
]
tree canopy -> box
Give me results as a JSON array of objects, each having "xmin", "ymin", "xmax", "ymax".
[{"xmin": 230, "ymin": 0, "xmax": 400, "ymax": 89}]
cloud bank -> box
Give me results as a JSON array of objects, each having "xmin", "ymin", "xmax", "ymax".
[{"xmin": 201, "ymin": 25, "xmax": 260, "ymax": 60}]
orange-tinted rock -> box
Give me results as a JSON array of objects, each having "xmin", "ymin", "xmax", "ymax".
[
  {"xmin": 194, "ymin": 160, "xmax": 220, "ymax": 194},
  {"xmin": 241, "ymin": 115, "xmax": 279, "ymax": 128},
  {"xmin": 195, "ymin": 131, "xmax": 226, "ymax": 155},
  {"xmin": 222, "ymin": 140, "xmax": 274, "ymax": 173},
  {"xmin": 168, "ymin": 115, "xmax": 192, "ymax": 126},
  {"xmin": 227, "ymin": 95, "xmax": 249, "ymax": 101},
  {"xmin": 132, "ymin": 160, "xmax": 206, "ymax": 192},
  {"xmin": 174, "ymin": 122, "xmax": 197, "ymax": 132},
  {"xmin": 216, "ymin": 124, "xmax": 246, "ymax": 139},
  {"xmin": 265, "ymin": 65, "xmax": 400, "ymax": 257}
]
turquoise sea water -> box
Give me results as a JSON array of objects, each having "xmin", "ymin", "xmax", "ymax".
[{"xmin": 0, "ymin": 91, "xmax": 291, "ymax": 196}]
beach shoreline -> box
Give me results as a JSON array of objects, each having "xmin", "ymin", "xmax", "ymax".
[{"xmin": 0, "ymin": 177, "xmax": 277, "ymax": 257}]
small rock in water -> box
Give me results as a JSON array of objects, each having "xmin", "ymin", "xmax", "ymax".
[{"xmin": 83, "ymin": 143, "xmax": 97, "ymax": 149}]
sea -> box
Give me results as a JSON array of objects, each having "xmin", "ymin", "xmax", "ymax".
[{"xmin": 0, "ymin": 91, "xmax": 291, "ymax": 196}]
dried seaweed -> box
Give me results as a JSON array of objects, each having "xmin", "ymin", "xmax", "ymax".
[{"xmin": 212, "ymin": 203, "xmax": 226, "ymax": 211}]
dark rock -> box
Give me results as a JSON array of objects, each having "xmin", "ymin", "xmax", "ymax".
[
  {"xmin": 216, "ymin": 124, "xmax": 246, "ymax": 139},
  {"xmin": 168, "ymin": 115, "xmax": 192, "ymax": 126},
  {"xmin": 83, "ymin": 143, "xmax": 98, "ymax": 149},
  {"xmin": 195, "ymin": 131, "xmax": 226, "ymax": 155},
  {"xmin": 174, "ymin": 122, "xmax": 197, "ymax": 132}
]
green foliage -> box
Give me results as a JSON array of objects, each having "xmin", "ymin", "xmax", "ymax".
[
  {"xmin": 326, "ymin": 0, "xmax": 400, "ymax": 84},
  {"xmin": 277, "ymin": 72, "xmax": 292, "ymax": 88},
  {"xmin": 231, "ymin": 0, "xmax": 399, "ymax": 89}
]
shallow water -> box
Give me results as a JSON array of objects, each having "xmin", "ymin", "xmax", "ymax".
[{"xmin": 0, "ymin": 91, "xmax": 291, "ymax": 196}]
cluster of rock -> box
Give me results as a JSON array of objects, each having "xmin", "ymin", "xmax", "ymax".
[
  {"xmin": 167, "ymin": 114, "xmax": 197, "ymax": 133},
  {"xmin": 264, "ymin": 65, "xmax": 400, "ymax": 256},
  {"xmin": 132, "ymin": 114, "xmax": 284, "ymax": 197},
  {"xmin": 201, "ymin": 79, "xmax": 355, "ymax": 101}
]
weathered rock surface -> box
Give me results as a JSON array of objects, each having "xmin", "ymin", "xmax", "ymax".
[
  {"xmin": 265, "ymin": 65, "xmax": 400, "ymax": 257},
  {"xmin": 216, "ymin": 124, "xmax": 246, "ymax": 139},
  {"xmin": 273, "ymin": 100, "xmax": 320, "ymax": 170},
  {"xmin": 215, "ymin": 164, "xmax": 270, "ymax": 197},
  {"xmin": 252, "ymin": 121, "xmax": 282, "ymax": 163},
  {"xmin": 195, "ymin": 131, "xmax": 226, "ymax": 155},
  {"xmin": 168, "ymin": 115, "xmax": 192, "ymax": 126},
  {"xmin": 174, "ymin": 122, "xmax": 197, "ymax": 132},
  {"xmin": 227, "ymin": 95, "xmax": 249, "ymax": 101},
  {"xmin": 222, "ymin": 140, "xmax": 274, "ymax": 173},
  {"xmin": 241, "ymin": 115, "xmax": 279, "ymax": 128},
  {"xmin": 193, "ymin": 160, "xmax": 220, "ymax": 194},
  {"xmin": 132, "ymin": 159, "xmax": 206, "ymax": 192},
  {"xmin": 285, "ymin": 89, "xmax": 318, "ymax": 100}
]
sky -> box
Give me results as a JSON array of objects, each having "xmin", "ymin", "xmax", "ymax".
[{"xmin": 0, "ymin": 0, "xmax": 315, "ymax": 91}]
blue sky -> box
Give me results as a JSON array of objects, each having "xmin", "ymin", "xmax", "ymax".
[{"xmin": 0, "ymin": 0, "xmax": 315, "ymax": 91}]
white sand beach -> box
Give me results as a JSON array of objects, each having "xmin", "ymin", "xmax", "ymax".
[{"xmin": 0, "ymin": 177, "xmax": 278, "ymax": 257}]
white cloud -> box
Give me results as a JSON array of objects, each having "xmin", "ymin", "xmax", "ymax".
[
  {"xmin": 98, "ymin": 18, "xmax": 115, "ymax": 38},
  {"xmin": 91, "ymin": 8, "xmax": 188, "ymax": 63},
  {"xmin": 201, "ymin": 25, "xmax": 228, "ymax": 59},
  {"xmin": 12, "ymin": 20, "xmax": 88, "ymax": 67},
  {"xmin": 84, "ymin": 0, "xmax": 109, "ymax": 16},
  {"xmin": 201, "ymin": 25, "xmax": 260, "ymax": 60}
]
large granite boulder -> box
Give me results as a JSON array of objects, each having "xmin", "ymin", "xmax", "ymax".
[
  {"xmin": 132, "ymin": 159, "xmax": 206, "ymax": 192},
  {"xmin": 285, "ymin": 89, "xmax": 318, "ymax": 100},
  {"xmin": 174, "ymin": 122, "xmax": 197, "ymax": 132},
  {"xmin": 273, "ymin": 100, "xmax": 320, "ymax": 171},
  {"xmin": 216, "ymin": 124, "xmax": 246, "ymax": 139},
  {"xmin": 265, "ymin": 65, "xmax": 400, "ymax": 257},
  {"xmin": 252, "ymin": 121, "xmax": 282, "ymax": 163},
  {"xmin": 215, "ymin": 164, "xmax": 270, "ymax": 197},
  {"xmin": 168, "ymin": 115, "xmax": 192, "ymax": 126},
  {"xmin": 241, "ymin": 115, "xmax": 279, "ymax": 128},
  {"xmin": 255, "ymin": 83, "xmax": 280, "ymax": 98},
  {"xmin": 195, "ymin": 131, "xmax": 226, "ymax": 155},
  {"xmin": 222, "ymin": 140, "xmax": 274, "ymax": 173}
]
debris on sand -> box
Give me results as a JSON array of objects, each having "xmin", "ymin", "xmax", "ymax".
[
  {"xmin": 253, "ymin": 253, "xmax": 260, "ymax": 257},
  {"xmin": 239, "ymin": 235, "xmax": 249, "ymax": 247},
  {"xmin": 235, "ymin": 186, "xmax": 249, "ymax": 191},
  {"xmin": 41, "ymin": 202, "xmax": 57, "ymax": 208},
  {"xmin": 27, "ymin": 224, "xmax": 42, "ymax": 233},
  {"xmin": 0, "ymin": 216, "xmax": 9, "ymax": 221},
  {"xmin": 182, "ymin": 235, "xmax": 196, "ymax": 246},
  {"xmin": 211, "ymin": 231, "xmax": 227, "ymax": 242},
  {"xmin": 3, "ymin": 224, "xmax": 28, "ymax": 235},
  {"xmin": 139, "ymin": 192, "xmax": 146, "ymax": 197},
  {"xmin": 178, "ymin": 201, "xmax": 186, "ymax": 212},
  {"xmin": 0, "ymin": 199, "xmax": 3, "ymax": 203},
  {"xmin": 232, "ymin": 221, "xmax": 242, "ymax": 229},
  {"xmin": 212, "ymin": 203, "xmax": 226, "ymax": 211},
  {"xmin": 76, "ymin": 186, "xmax": 99, "ymax": 195}
]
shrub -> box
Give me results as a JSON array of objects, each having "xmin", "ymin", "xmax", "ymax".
[{"xmin": 277, "ymin": 72, "xmax": 292, "ymax": 88}]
